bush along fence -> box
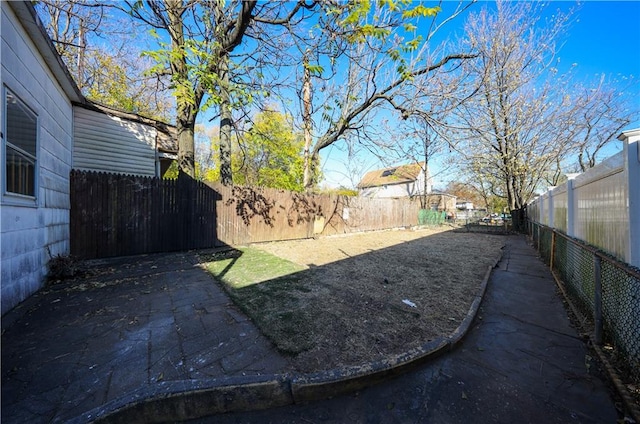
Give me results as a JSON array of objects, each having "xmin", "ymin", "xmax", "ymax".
[
  {"xmin": 418, "ymin": 209, "xmax": 446, "ymax": 226},
  {"xmin": 528, "ymin": 222, "xmax": 640, "ymax": 394}
]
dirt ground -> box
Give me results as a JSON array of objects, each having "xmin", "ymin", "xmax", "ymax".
[{"xmin": 250, "ymin": 226, "xmax": 505, "ymax": 373}]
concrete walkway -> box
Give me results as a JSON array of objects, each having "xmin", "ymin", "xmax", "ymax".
[
  {"xmin": 1, "ymin": 235, "xmax": 621, "ymax": 423},
  {"xmin": 1, "ymin": 251, "xmax": 293, "ymax": 423},
  {"xmin": 191, "ymin": 236, "xmax": 621, "ymax": 423}
]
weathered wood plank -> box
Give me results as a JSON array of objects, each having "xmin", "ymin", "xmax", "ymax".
[{"xmin": 70, "ymin": 171, "xmax": 421, "ymax": 259}]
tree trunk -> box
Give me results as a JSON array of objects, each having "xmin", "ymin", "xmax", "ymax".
[
  {"xmin": 167, "ymin": 0, "xmax": 196, "ymax": 178},
  {"xmin": 421, "ymin": 122, "xmax": 430, "ymax": 209},
  {"xmin": 511, "ymin": 207, "xmax": 527, "ymax": 233},
  {"xmin": 177, "ymin": 118, "xmax": 196, "ymax": 177},
  {"xmin": 302, "ymin": 60, "xmax": 313, "ymax": 190},
  {"xmin": 219, "ymin": 55, "xmax": 233, "ymax": 186}
]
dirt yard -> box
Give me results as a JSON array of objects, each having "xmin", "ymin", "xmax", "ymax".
[{"xmin": 249, "ymin": 227, "xmax": 505, "ymax": 373}]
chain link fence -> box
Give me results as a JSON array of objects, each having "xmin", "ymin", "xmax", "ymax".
[{"xmin": 529, "ymin": 221, "xmax": 640, "ymax": 385}]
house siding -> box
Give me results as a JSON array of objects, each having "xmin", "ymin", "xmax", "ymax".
[
  {"xmin": 73, "ymin": 106, "xmax": 158, "ymax": 176},
  {"xmin": 360, "ymin": 182, "xmax": 414, "ymax": 198},
  {"xmin": 1, "ymin": 3, "xmax": 73, "ymax": 314},
  {"xmin": 359, "ymin": 171, "xmax": 430, "ymax": 198}
]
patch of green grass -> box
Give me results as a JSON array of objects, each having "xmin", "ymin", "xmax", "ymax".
[
  {"xmin": 201, "ymin": 247, "xmax": 315, "ymax": 354},
  {"xmin": 202, "ymin": 247, "xmax": 305, "ymax": 288}
]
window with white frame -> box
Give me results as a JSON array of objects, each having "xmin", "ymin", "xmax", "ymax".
[{"xmin": 4, "ymin": 88, "xmax": 38, "ymax": 197}]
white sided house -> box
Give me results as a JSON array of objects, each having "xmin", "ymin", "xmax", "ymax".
[
  {"xmin": 357, "ymin": 162, "xmax": 431, "ymax": 199},
  {"xmin": 74, "ymin": 102, "xmax": 177, "ymax": 177},
  {"xmin": 1, "ymin": 1, "xmax": 176, "ymax": 315},
  {"xmin": 1, "ymin": 1, "xmax": 82, "ymax": 315}
]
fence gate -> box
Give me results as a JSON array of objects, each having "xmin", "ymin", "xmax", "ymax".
[{"xmin": 70, "ymin": 170, "xmax": 219, "ymax": 259}]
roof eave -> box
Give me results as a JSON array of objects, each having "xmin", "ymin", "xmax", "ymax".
[
  {"xmin": 9, "ymin": 1, "xmax": 84, "ymax": 104},
  {"xmin": 358, "ymin": 179, "xmax": 414, "ymax": 189},
  {"xmin": 618, "ymin": 128, "xmax": 640, "ymax": 140}
]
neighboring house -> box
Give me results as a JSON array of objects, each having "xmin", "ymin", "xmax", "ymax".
[
  {"xmin": 357, "ymin": 162, "xmax": 431, "ymax": 198},
  {"xmin": 456, "ymin": 201, "xmax": 474, "ymax": 210},
  {"xmin": 1, "ymin": 1, "xmax": 176, "ymax": 315},
  {"xmin": 425, "ymin": 191, "xmax": 457, "ymax": 213},
  {"xmin": 74, "ymin": 102, "xmax": 177, "ymax": 177}
]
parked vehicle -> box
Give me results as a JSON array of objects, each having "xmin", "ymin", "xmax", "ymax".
[
  {"xmin": 500, "ymin": 213, "xmax": 512, "ymax": 221},
  {"xmin": 482, "ymin": 213, "xmax": 501, "ymax": 223}
]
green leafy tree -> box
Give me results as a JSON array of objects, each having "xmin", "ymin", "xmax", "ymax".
[
  {"xmin": 163, "ymin": 161, "xmax": 179, "ymax": 179},
  {"xmin": 179, "ymin": 110, "xmax": 318, "ymax": 190},
  {"xmin": 122, "ymin": 1, "xmax": 315, "ymax": 182},
  {"xmin": 84, "ymin": 54, "xmax": 168, "ymax": 119},
  {"xmin": 233, "ymin": 110, "xmax": 309, "ymax": 191}
]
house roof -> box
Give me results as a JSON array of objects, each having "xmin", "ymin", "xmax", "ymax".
[{"xmin": 357, "ymin": 162, "xmax": 425, "ymax": 189}]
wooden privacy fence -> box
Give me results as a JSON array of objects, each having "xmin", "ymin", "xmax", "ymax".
[
  {"xmin": 211, "ymin": 183, "xmax": 421, "ymax": 246},
  {"xmin": 70, "ymin": 170, "xmax": 218, "ymax": 259},
  {"xmin": 70, "ymin": 170, "xmax": 424, "ymax": 259}
]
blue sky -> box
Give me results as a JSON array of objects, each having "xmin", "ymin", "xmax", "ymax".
[
  {"xmin": 556, "ymin": 1, "xmax": 639, "ymax": 80},
  {"xmin": 320, "ymin": 1, "xmax": 640, "ymax": 189},
  {"xmin": 71, "ymin": 1, "xmax": 638, "ymax": 189}
]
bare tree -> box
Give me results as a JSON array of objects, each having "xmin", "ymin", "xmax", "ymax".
[
  {"xmin": 293, "ymin": 1, "xmax": 477, "ymax": 189},
  {"xmin": 568, "ymin": 75, "xmax": 638, "ymax": 172},
  {"xmin": 35, "ymin": 0, "xmax": 173, "ymax": 119},
  {"xmin": 455, "ymin": 1, "xmax": 639, "ymax": 212},
  {"xmin": 35, "ymin": 0, "xmax": 105, "ymax": 89},
  {"xmin": 454, "ymin": 0, "xmax": 581, "ymax": 211}
]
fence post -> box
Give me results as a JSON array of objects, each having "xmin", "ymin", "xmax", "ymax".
[
  {"xmin": 593, "ymin": 254, "xmax": 603, "ymax": 345},
  {"xmin": 548, "ymin": 187, "xmax": 555, "ymax": 229},
  {"xmin": 565, "ymin": 174, "xmax": 578, "ymax": 238},
  {"xmin": 618, "ymin": 130, "xmax": 640, "ymax": 268},
  {"xmin": 538, "ymin": 194, "xmax": 545, "ymax": 226},
  {"xmin": 550, "ymin": 230, "xmax": 556, "ymax": 270}
]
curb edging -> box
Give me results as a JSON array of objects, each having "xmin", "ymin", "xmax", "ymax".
[{"xmin": 74, "ymin": 253, "xmax": 503, "ymax": 423}]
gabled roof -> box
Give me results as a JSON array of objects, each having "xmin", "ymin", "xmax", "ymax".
[{"xmin": 357, "ymin": 162, "xmax": 425, "ymax": 189}]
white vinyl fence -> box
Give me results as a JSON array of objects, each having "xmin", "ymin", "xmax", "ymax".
[{"xmin": 528, "ymin": 129, "xmax": 640, "ymax": 268}]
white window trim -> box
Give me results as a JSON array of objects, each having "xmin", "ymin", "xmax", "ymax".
[{"xmin": 2, "ymin": 85, "xmax": 39, "ymax": 207}]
